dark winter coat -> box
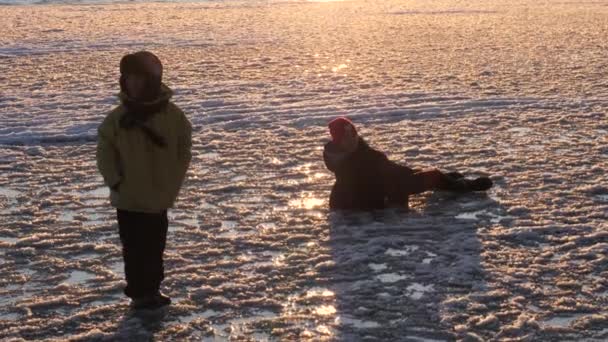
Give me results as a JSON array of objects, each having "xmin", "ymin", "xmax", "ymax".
[{"xmin": 323, "ymin": 138, "xmax": 429, "ymax": 210}]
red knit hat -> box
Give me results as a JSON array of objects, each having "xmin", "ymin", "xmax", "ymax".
[{"xmin": 328, "ymin": 117, "xmax": 357, "ymax": 144}]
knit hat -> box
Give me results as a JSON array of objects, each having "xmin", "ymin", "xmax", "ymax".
[
  {"xmin": 328, "ymin": 117, "xmax": 357, "ymax": 144},
  {"xmin": 119, "ymin": 51, "xmax": 163, "ymax": 101},
  {"xmin": 120, "ymin": 51, "xmax": 163, "ymax": 79}
]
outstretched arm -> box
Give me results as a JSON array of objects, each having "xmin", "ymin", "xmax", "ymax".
[{"xmin": 381, "ymin": 156, "xmax": 442, "ymax": 199}]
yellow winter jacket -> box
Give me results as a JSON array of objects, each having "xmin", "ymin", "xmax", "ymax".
[{"xmin": 96, "ymin": 85, "xmax": 192, "ymax": 213}]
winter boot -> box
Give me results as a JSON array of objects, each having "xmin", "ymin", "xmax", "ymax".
[{"xmin": 154, "ymin": 292, "xmax": 172, "ymax": 307}]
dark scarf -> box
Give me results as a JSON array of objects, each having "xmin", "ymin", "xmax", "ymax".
[{"xmin": 119, "ymin": 86, "xmax": 171, "ymax": 148}]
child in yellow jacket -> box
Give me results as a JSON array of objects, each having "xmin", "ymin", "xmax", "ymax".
[{"xmin": 96, "ymin": 51, "xmax": 192, "ymax": 310}]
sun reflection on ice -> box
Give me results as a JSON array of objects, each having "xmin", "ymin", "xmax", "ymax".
[
  {"xmin": 306, "ymin": 287, "xmax": 335, "ymax": 298},
  {"xmin": 315, "ymin": 305, "xmax": 337, "ymax": 316},
  {"xmin": 331, "ymin": 64, "xmax": 347, "ymax": 72},
  {"xmin": 316, "ymin": 324, "xmax": 333, "ymax": 335},
  {"xmin": 273, "ymin": 253, "xmax": 286, "ymax": 267},
  {"xmin": 289, "ymin": 196, "xmax": 324, "ymax": 209},
  {"xmin": 281, "ymin": 287, "xmax": 338, "ymax": 339}
]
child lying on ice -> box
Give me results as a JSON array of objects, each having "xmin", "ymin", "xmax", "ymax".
[{"xmin": 323, "ymin": 117, "xmax": 492, "ymax": 210}]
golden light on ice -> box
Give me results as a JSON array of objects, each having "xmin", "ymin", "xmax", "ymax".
[
  {"xmin": 315, "ymin": 305, "xmax": 337, "ymax": 316},
  {"xmin": 289, "ymin": 196, "xmax": 324, "ymax": 209},
  {"xmin": 332, "ymin": 64, "xmax": 347, "ymax": 72},
  {"xmin": 306, "ymin": 288, "xmax": 335, "ymax": 298}
]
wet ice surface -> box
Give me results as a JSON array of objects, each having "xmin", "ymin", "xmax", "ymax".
[{"xmin": 1, "ymin": 0, "xmax": 608, "ymax": 340}]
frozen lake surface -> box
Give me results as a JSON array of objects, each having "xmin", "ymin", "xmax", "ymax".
[{"xmin": 1, "ymin": 0, "xmax": 608, "ymax": 340}]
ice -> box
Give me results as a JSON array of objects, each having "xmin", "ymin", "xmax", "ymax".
[
  {"xmin": 306, "ymin": 287, "xmax": 335, "ymax": 298},
  {"xmin": 180, "ymin": 309, "xmax": 220, "ymax": 323},
  {"xmin": 85, "ymin": 187, "xmax": 108, "ymax": 198},
  {"xmin": 315, "ymin": 324, "xmax": 333, "ymax": 336},
  {"xmin": 455, "ymin": 211, "xmax": 482, "ymax": 220},
  {"xmin": 385, "ymin": 246, "xmax": 419, "ymax": 256},
  {"xmin": 0, "ymin": 186, "xmax": 21, "ymax": 215},
  {"xmin": 288, "ymin": 196, "xmax": 324, "ymax": 209},
  {"xmin": 230, "ymin": 175, "xmax": 247, "ymax": 182},
  {"xmin": 368, "ymin": 263, "xmax": 387, "ymax": 272},
  {"xmin": 455, "ymin": 209, "xmax": 509, "ymax": 223},
  {"xmin": 339, "ymin": 316, "xmax": 380, "ymax": 329},
  {"xmin": 422, "ymin": 252, "xmax": 438, "ymax": 264},
  {"xmin": 109, "ymin": 261, "xmax": 124, "ymax": 277},
  {"xmin": 1, "ymin": 0, "xmax": 608, "ymax": 340},
  {"xmin": 542, "ymin": 314, "xmax": 585, "ymax": 328},
  {"xmin": 81, "ymin": 210, "xmax": 107, "ymax": 225},
  {"xmin": 0, "ymin": 312, "xmax": 20, "ymax": 321},
  {"xmin": 507, "ymin": 127, "xmax": 534, "ymax": 135},
  {"xmin": 314, "ymin": 305, "xmax": 337, "ymax": 316},
  {"xmin": 406, "ymin": 283, "xmax": 434, "ymax": 300},
  {"xmin": 199, "ymin": 152, "xmax": 219, "ymax": 160},
  {"xmin": 596, "ymin": 194, "xmax": 608, "ymax": 202},
  {"xmin": 375, "ymin": 273, "xmax": 410, "ymax": 283},
  {"xmin": 271, "ymin": 253, "xmax": 285, "ymax": 266},
  {"xmin": 404, "ymin": 337, "xmax": 446, "ymax": 342},
  {"xmin": 58, "ymin": 210, "xmax": 77, "ymax": 222},
  {"xmin": 0, "ymin": 236, "xmax": 18, "ymax": 244},
  {"xmin": 66, "ymin": 270, "xmax": 96, "ymax": 285},
  {"xmin": 200, "ymin": 201, "xmax": 217, "ymax": 209},
  {"xmin": 390, "ymin": 10, "xmax": 498, "ymax": 16},
  {"xmin": 220, "ymin": 220, "xmax": 237, "ymax": 229},
  {"xmin": 0, "ymin": 187, "xmax": 20, "ymax": 198}
]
